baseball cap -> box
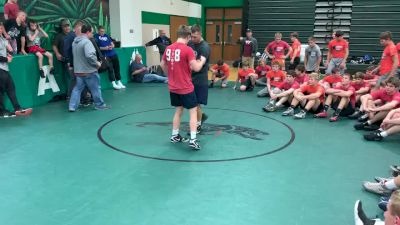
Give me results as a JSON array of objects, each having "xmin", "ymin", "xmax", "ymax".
[{"xmin": 246, "ymin": 28, "xmax": 252, "ymax": 33}]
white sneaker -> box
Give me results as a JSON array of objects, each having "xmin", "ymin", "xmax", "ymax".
[
  {"xmin": 117, "ymin": 80, "xmax": 126, "ymax": 89},
  {"xmin": 112, "ymin": 81, "xmax": 121, "ymax": 90}
]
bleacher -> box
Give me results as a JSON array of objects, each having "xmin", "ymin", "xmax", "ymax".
[
  {"xmin": 248, "ymin": 0, "xmax": 316, "ymax": 53},
  {"xmin": 350, "ymin": 0, "xmax": 400, "ymax": 58}
]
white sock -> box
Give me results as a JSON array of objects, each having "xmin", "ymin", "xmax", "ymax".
[
  {"xmin": 367, "ymin": 120, "xmax": 372, "ymax": 125},
  {"xmin": 190, "ymin": 131, "xmax": 196, "ymax": 140},
  {"xmin": 384, "ymin": 179, "xmax": 398, "ymax": 190},
  {"xmin": 197, "ymin": 121, "xmax": 201, "ymax": 126},
  {"xmin": 275, "ymin": 102, "xmax": 282, "ymax": 107},
  {"xmin": 172, "ymin": 129, "xmax": 179, "ymax": 136},
  {"xmin": 378, "ymin": 128, "xmax": 384, "ymax": 132},
  {"xmin": 380, "ymin": 131, "xmax": 388, "ymax": 138}
]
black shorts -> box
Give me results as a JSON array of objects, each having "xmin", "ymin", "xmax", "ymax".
[
  {"xmin": 302, "ymin": 102, "xmax": 324, "ymax": 114},
  {"xmin": 170, "ymin": 91, "xmax": 198, "ymax": 109},
  {"xmin": 288, "ymin": 57, "xmax": 300, "ymax": 70},
  {"xmin": 194, "ymin": 85, "xmax": 208, "ymax": 105},
  {"xmin": 216, "ymin": 72, "xmax": 225, "ymax": 78},
  {"xmin": 332, "ymin": 99, "xmax": 355, "ymax": 116}
]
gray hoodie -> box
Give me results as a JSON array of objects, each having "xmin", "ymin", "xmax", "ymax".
[{"xmin": 72, "ymin": 35, "xmax": 98, "ymax": 74}]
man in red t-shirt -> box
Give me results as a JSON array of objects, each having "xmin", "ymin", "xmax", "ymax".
[
  {"xmin": 325, "ymin": 30, "xmax": 349, "ymax": 75},
  {"xmin": 282, "ymin": 73, "xmax": 325, "ymax": 119},
  {"xmin": 235, "ymin": 61, "xmax": 257, "ymax": 92},
  {"xmin": 355, "ymin": 77, "xmax": 400, "ymax": 131},
  {"xmin": 264, "ymin": 32, "xmax": 292, "ymax": 70},
  {"xmin": 289, "ymin": 32, "xmax": 301, "ymax": 70},
  {"xmin": 255, "ymin": 58, "xmax": 271, "ymax": 86},
  {"xmin": 160, "ymin": 25, "xmax": 206, "ymax": 150},
  {"xmin": 314, "ymin": 74, "xmax": 356, "ymax": 122},
  {"xmin": 4, "ymin": 0, "xmax": 19, "ymax": 20},
  {"xmin": 264, "ymin": 70, "xmax": 299, "ymax": 112},
  {"xmin": 209, "ymin": 59, "xmax": 230, "ymax": 88},
  {"xmin": 371, "ymin": 32, "xmax": 399, "ymax": 86}
]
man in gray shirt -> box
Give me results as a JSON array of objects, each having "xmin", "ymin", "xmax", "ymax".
[
  {"xmin": 68, "ymin": 24, "xmax": 109, "ymax": 112},
  {"xmin": 304, "ymin": 36, "xmax": 322, "ymax": 73}
]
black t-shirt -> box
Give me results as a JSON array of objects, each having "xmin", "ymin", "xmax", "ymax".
[
  {"xmin": 130, "ymin": 61, "xmax": 147, "ymax": 82},
  {"xmin": 5, "ymin": 19, "xmax": 26, "ymax": 53},
  {"xmin": 53, "ymin": 32, "xmax": 67, "ymax": 56},
  {"xmin": 188, "ymin": 40, "xmax": 210, "ymax": 86}
]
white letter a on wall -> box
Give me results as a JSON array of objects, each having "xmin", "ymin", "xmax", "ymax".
[{"xmin": 37, "ymin": 65, "xmax": 60, "ymax": 96}]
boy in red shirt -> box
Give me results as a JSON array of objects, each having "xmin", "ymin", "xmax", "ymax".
[
  {"xmin": 209, "ymin": 59, "xmax": 230, "ymax": 88},
  {"xmin": 319, "ymin": 68, "xmax": 343, "ymax": 90},
  {"xmin": 364, "ymin": 65, "xmax": 379, "ymax": 88},
  {"xmin": 325, "ymin": 30, "xmax": 349, "ymax": 75},
  {"xmin": 294, "ymin": 65, "xmax": 309, "ymax": 85},
  {"xmin": 255, "ymin": 58, "xmax": 271, "ymax": 86},
  {"xmin": 364, "ymin": 107, "xmax": 400, "ymax": 141},
  {"xmin": 352, "ymin": 72, "xmax": 370, "ymax": 103},
  {"xmin": 289, "ymin": 32, "xmax": 301, "ymax": 70},
  {"xmin": 235, "ymin": 61, "xmax": 257, "ymax": 92},
  {"xmin": 371, "ymin": 32, "xmax": 399, "ymax": 86},
  {"xmin": 263, "ymin": 70, "xmax": 299, "ymax": 112},
  {"xmin": 257, "ymin": 61, "xmax": 285, "ymax": 97},
  {"xmin": 264, "ymin": 32, "xmax": 292, "ymax": 70},
  {"xmin": 314, "ymin": 73, "xmax": 356, "ymax": 122},
  {"xmin": 282, "ymin": 73, "xmax": 325, "ymax": 119},
  {"xmin": 354, "ymin": 77, "xmax": 400, "ymax": 131},
  {"xmin": 160, "ymin": 25, "xmax": 206, "ymax": 150}
]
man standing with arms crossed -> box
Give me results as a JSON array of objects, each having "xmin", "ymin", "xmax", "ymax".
[
  {"xmin": 160, "ymin": 25, "xmax": 206, "ymax": 150},
  {"xmin": 188, "ymin": 24, "xmax": 211, "ymax": 134}
]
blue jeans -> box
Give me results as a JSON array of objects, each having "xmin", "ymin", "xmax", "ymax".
[
  {"xmin": 142, "ymin": 73, "xmax": 168, "ymax": 83},
  {"xmin": 69, "ymin": 72, "xmax": 105, "ymax": 110}
]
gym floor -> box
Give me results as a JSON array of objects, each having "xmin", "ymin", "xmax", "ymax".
[{"xmin": 0, "ymin": 82, "xmax": 398, "ymax": 225}]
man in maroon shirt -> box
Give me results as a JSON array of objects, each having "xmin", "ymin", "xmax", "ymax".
[
  {"xmin": 160, "ymin": 25, "xmax": 206, "ymax": 150},
  {"xmin": 4, "ymin": 0, "xmax": 19, "ymax": 20},
  {"xmin": 239, "ymin": 28, "xmax": 258, "ymax": 69}
]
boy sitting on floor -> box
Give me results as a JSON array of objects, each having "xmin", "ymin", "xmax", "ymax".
[
  {"xmin": 319, "ymin": 67, "xmax": 342, "ymax": 90},
  {"xmin": 235, "ymin": 61, "xmax": 257, "ymax": 92},
  {"xmin": 364, "ymin": 107, "xmax": 400, "ymax": 141},
  {"xmin": 282, "ymin": 72, "xmax": 325, "ymax": 119},
  {"xmin": 314, "ymin": 73, "xmax": 356, "ymax": 122},
  {"xmin": 263, "ymin": 70, "xmax": 300, "ymax": 112},
  {"xmin": 209, "ymin": 59, "xmax": 230, "ymax": 88},
  {"xmin": 294, "ymin": 65, "xmax": 309, "ymax": 86},
  {"xmin": 257, "ymin": 61, "xmax": 285, "ymax": 97},
  {"xmin": 255, "ymin": 58, "xmax": 271, "ymax": 86}
]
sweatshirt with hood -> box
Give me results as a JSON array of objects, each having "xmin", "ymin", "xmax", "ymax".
[{"xmin": 72, "ymin": 35, "xmax": 98, "ymax": 74}]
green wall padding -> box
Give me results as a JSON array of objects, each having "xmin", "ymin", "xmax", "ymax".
[
  {"xmin": 142, "ymin": 11, "xmax": 171, "ymax": 25},
  {"xmin": 4, "ymin": 47, "xmax": 146, "ymax": 109}
]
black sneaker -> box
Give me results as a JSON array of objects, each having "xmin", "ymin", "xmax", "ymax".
[
  {"xmin": 348, "ymin": 110, "xmax": 362, "ymax": 119},
  {"xmin": 170, "ymin": 134, "xmax": 189, "ymax": 143},
  {"xmin": 208, "ymin": 82, "xmax": 214, "ymax": 88},
  {"xmin": 364, "ymin": 132, "xmax": 384, "ymax": 141},
  {"xmin": 0, "ymin": 111, "xmax": 16, "ymax": 118},
  {"xmin": 246, "ymin": 85, "xmax": 254, "ymax": 92},
  {"xmin": 189, "ymin": 139, "xmax": 201, "ymax": 150},
  {"xmin": 39, "ymin": 69, "xmax": 45, "ymax": 78},
  {"xmin": 364, "ymin": 124, "xmax": 380, "ymax": 131},
  {"xmin": 354, "ymin": 122, "xmax": 367, "ymax": 130},
  {"xmin": 50, "ymin": 67, "xmax": 55, "ymax": 75},
  {"xmin": 196, "ymin": 125, "xmax": 202, "ymax": 134},
  {"xmin": 358, "ymin": 113, "xmax": 369, "ymax": 122}
]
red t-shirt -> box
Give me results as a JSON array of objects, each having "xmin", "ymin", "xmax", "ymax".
[
  {"xmin": 295, "ymin": 74, "xmax": 309, "ymax": 85},
  {"xmin": 323, "ymin": 75, "xmax": 343, "ymax": 86},
  {"xmin": 328, "ymin": 39, "xmax": 349, "ymax": 58},
  {"xmin": 4, "ymin": 3, "xmax": 19, "ymax": 19},
  {"xmin": 267, "ymin": 70, "xmax": 286, "ymax": 87},
  {"xmin": 351, "ymin": 81, "xmax": 369, "ymax": 91},
  {"xmin": 397, "ymin": 42, "xmax": 400, "ymax": 67},
  {"xmin": 380, "ymin": 42, "xmax": 398, "ymax": 75},
  {"xmin": 255, "ymin": 65, "xmax": 271, "ymax": 78},
  {"xmin": 162, "ymin": 42, "xmax": 195, "ymax": 94},
  {"xmin": 335, "ymin": 84, "xmax": 356, "ymax": 107},
  {"xmin": 266, "ymin": 41, "xmax": 290, "ymax": 59},
  {"xmin": 300, "ymin": 84, "xmax": 325, "ymax": 102},
  {"xmin": 278, "ymin": 81, "xmax": 300, "ymax": 90},
  {"xmin": 291, "ymin": 39, "xmax": 301, "ymax": 58},
  {"xmin": 212, "ymin": 63, "xmax": 230, "ymax": 78},
  {"xmin": 243, "ymin": 39, "xmax": 253, "ymax": 57},
  {"xmin": 371, "ymin": 89, "xmax": 400, "ymax": 106},
  {"xmin": 238, "ymin": 68, "xmax": 256, "ymax": 82}
]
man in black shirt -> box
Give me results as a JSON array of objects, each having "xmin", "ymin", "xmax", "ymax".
[
  {"xmin": 188, "ymin": 25, "xmax": 211, "ymax": 133},
  {"xmin": 52, "ymin": 19, "xmax": 71, "ymax": 93},
  {"xmin": 4, "ymin": 11, "xmax": 26, "ymax": 55},
  {"xmin": 144, "ymin": 29, "xmax": 171, "ymax": 60}
]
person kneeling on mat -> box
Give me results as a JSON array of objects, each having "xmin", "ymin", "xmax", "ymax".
[
  {"xmin": 209, "ymin": 59, "xmax": 230, "ymax": 88},
  {"xmin": 235, "ymin": 61, "xmax": 257, "ymax": 92}
]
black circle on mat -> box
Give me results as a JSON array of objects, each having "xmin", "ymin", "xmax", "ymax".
[{"xmin": 97, "ymin": 108, "xmax": 295, "ymax": 163}]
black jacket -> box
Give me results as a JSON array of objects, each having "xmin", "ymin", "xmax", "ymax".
[{"xmin": 145, "ymin": 36, "xmax": 171, "ymax": 55}]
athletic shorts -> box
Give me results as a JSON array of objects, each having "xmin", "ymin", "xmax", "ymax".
[
  {"xmin": 28, "ymin": 45, "xmax": 46, "ymax": 54},
  {"xmin": 194, "ymin": 85, "xmax": 208, "ymax": 105},
  {"xmin": 170, "ymin": 91, "xmax": 198, "ymax": 109},
  {"xmin": 332, "ymin": 99, "xmax": 355, "ymax": 116},
  {"xmin": 301, "ymin": 103, "xmax": 324, "ymax": 114}
]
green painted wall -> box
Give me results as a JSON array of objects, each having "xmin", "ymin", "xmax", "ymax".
[
  {"xmin": 141, "ymin": 11, "xmax": 200, "ymax": 26},
  {"xmin": 5, "ymin": 47, "xmax": 146, "ymax": 109}
]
